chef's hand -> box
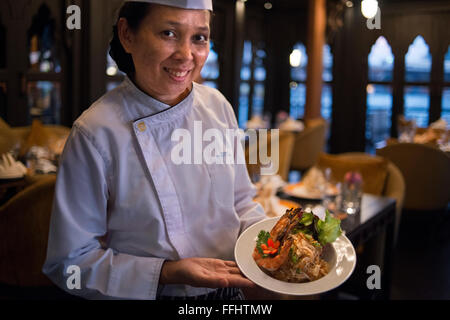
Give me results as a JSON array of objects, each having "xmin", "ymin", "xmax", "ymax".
[{"xmin": 159, "ymin": 257, "xmax": 256, "ymax": 288}]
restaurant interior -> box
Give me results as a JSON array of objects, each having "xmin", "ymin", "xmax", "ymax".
[{"xmin": 0, "ymin": 0, "xmax": 449, "ymax": 300}]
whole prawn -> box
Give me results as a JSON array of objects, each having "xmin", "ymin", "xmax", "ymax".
[
  {"xmin": 253, "ymin": 208, "xmax": 303, "ymax": 272},
  {"xmin": 253, "ymin": 238, "xmax": 293, "ymax": 271}
]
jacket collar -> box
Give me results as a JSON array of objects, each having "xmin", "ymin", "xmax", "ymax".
[{"xmin": 121, "ymin": 76, "xmax": 194, "ymax": 125}]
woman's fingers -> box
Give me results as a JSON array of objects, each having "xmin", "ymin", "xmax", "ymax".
[
  {"xmin": 225, "ymin": 274, "xmax": 256, "ymax": 288},
  {"xmin": 221, "ymin": 261, "xmax": 253, "ymax": 285},
  {"xmin": 181, "ymin": 258, "xmax": 255, "ymax": 289},
  {"xmin": 224, "ymin": 260, "xmax": 238, "ymax": 267},
  {"xmin": 227, "ymin": 267, "xmax": 242, "ymax": 275}
]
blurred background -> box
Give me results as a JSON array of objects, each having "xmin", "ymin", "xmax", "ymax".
[{"xmin": 0, "ymin": 0, "xmax": 449, "ymax": 154}]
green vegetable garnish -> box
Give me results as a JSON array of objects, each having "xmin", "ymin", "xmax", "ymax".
[
  {"xmin": 290, "ymin": 247, "xmax": 299, "ymax": 264},
  {"xmin": 300, "ymin": 212, "xmax": 314, "ymax": 226},
  {"xmin": 316, "ymin": 210, "xmax": 342, "ymax": 246},
  {"xmin": 256, "ymin": 230, "xmax": 270, "ymax": 256}
]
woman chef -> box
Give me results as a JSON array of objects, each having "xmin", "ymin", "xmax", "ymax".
[{"xmin": 42, "ymin": 0, "xmax": 266, "ymax": 300}]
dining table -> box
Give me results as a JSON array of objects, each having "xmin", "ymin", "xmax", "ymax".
[
  {"xmin": 0, "ymin": 177, "xmax": 28, "ymax": 206},
  {"xmin": 0, "ymin": 172, "xmax": 56, "ymax": 206},
  {"xmin": 277, "ymin": 191, "xmax": 397, "ymax": 300}
]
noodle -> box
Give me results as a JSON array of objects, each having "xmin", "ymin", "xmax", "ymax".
[{"xmin": 266, "ymin": 233, "xmax": 329, "ymax": 283}]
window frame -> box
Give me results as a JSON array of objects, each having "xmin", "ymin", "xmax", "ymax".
[
  {"xmin": 365, "ymin": 36, "xmax": 395, "ymax": 153},
  {"xmin": 402, "ymin": 35, "xmax": 433, "ymax": 128},
  {"xmin": 238, "ymin": 39, "xmax": 267, "ymax": 128}
]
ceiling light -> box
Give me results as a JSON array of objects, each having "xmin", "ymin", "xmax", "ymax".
[
  {"xmin": 290, "ymin": 49, "xmax": 302, "ymax": 68},
  {"xmin": 264, "ymin": 2, "xmax": 272, "ymax": 10},
  {"xmin": 361, "ymin": 0, "xmax": 378, "ymax": 19}
]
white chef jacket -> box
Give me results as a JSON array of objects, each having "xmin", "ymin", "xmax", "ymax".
[{"xmin": 42, "ymin": 77, "xmax": 266, "ymax": 300}]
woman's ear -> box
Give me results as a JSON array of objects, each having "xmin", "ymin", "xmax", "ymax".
[{"xmin": 117, "ymin": 17, "xmax": 134, "ymax": 54}]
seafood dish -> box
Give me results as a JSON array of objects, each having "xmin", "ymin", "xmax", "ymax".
[{"xmin": 252, "ymin": 207, "xmax": 342, "ymax": 283}]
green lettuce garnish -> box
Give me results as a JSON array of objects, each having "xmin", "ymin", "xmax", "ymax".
[
  {"xmin": 300, "ymin": 212, "xmax": 314, "ymax": 226},
  {"xmin": 315, "ymin": 210, "xmax": 342, "ymax": 246},
  {"xmin": 256, "ymin": 230, "xmax": 270, "ymax": 256}
]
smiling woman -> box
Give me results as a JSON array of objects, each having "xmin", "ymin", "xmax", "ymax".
[
  {"xmin": 42, "ymin": 0, "xmax": 266, "ymax": 301},
  {"xmin": 111, "ymin": 2, "xmax": 211, "ymax": 106}
]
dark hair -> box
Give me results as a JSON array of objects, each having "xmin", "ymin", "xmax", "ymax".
[{"xmin": 109, "ymin": 3, "xmax": 152, "ymax": 76}]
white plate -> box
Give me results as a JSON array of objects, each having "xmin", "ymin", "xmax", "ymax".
[
  {"xmin": 235, "ymin": 217, "xmax": 356, "ymax": 296},
  {"xmin": 283, "ymin": 182, "xmax": 324, "ymax": 200},
  {"xmin": 283, "ymin": 182, "xmax": 338, "ymax": 200}
]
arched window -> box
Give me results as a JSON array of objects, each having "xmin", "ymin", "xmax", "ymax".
[
  {"xmin": 27, "ymin": 4, "xmax": 60, "ymax": 73},
  {"xmin": 289, "ymin": 43, "xmax": 308, "ymax": 120},
  {"xmin": 200, "ymin": 41, "xmax": 220, "ymax": 89},
  {"xmin": 445, "ymin": 46, "xmax": 450, "ymax": 83},
  {"xmin": 289, "ymin": 43, "xmax": 334, "ymax": 123},
  {"xmin": 404, "ymin": 35, "xmax": 432, "ymax": 127},
  {"xmin": 441, "ymin": 46, "xmax": 450, "ymax": 124},
  {"xmin": 321, "ymin": 44, "xmax": 333, "ymax": 122},
  {"xmin": 238, "ymin": 40, "xmax": 267, "ymax": 128},
  {"xmin": 366, "ymin": 36, "xmax": 394, "ymax": 153}
]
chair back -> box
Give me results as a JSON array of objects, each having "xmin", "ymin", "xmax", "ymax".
[
  {"xmin": 0, "ymin": 175, "xmax": 56, "ymax": 286},
  {"xmin": 290, "ymin": 119, "xmax": 327, "ymax": 172},
  {"xmin": 277, "ymin": 131, "xmax": 296, "ymax": 181},
  {"xmin": 339, "ymin": 152, "xmax": 406, "ymax": 245},
  {"xmin": 245, "ymin": 130, "xmax": 295, "ymax": 181},
  {"xmin": 376, "ymin": 143, "xmax": 450, "ymax": 210}
]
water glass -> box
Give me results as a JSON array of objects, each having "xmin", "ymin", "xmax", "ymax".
[{"xmin": 340, "ymin": 172, "xmax": 363, "ymax": 215}]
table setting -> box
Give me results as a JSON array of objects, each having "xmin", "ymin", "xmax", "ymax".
[
  {"xmin": 391, "ymin": 116, "xmax": 450, "ymax": 153},
  {"xmin": 247, "ymin": 165, "xmax": 396, "ymax": 298}
]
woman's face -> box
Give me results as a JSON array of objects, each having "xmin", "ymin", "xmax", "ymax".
[{"xmin": 120, "ymin": 5, "xmax": 210, "ymax": 106}]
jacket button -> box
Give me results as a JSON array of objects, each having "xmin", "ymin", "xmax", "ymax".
[{"xmin": 137, "ymin": 122, "xmax": 146, "ymax": 132}]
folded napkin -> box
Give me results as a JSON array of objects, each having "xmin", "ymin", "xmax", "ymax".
[
  {"xmin": 258, "ymin": 174, "xmax": 287, "ymax": 191},
  {"xmin": 278, "ymin": 117, "xmax": 304, "ymax": 132},
  {"xmin": 413, "ymin": 129, "xmax": 440, "ymax": 144},
  {"xmin": 0, "ymin": 153, "xmax": 27, "ymax": 179},
  {"xmin": 399, "ymin": 131, "xmax": 414, "ymax": 142},
  {"xmin": 27, "ymin": 145, "xmax": 53, "ymax": 160},
  {"xmin": 430, "ymin": 118, "xmax": 448, "ymax": 130},
  {"xmin": 302, "ymin": 166, "xmax": 327, "ymax": 196},
  {"xmin": 34, "ymin": 158, "xmax": 57, "ymax": 174},
  {"xmin": 253, "ymin": 174, "xmax": 287, "ymax": 217},
  {"xmin": 439, "ymin": 142, "xmax": 450, "ymax": 152},
  {"xmin": 246, "ymin": 115, "xmax": 268, "ymax": 130}
]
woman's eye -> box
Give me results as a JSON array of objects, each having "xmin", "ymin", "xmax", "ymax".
[
  {"xmin": 162, "ymin": 30, "xmax": 176, "ymax": 38},
  {"xmin": 194, "ymin": 34, "xmax": 209, "ymax": 43}
]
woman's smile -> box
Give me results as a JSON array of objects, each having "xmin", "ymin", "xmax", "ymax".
[{"xmin": 163, "ymin": 67, "xmax": 192, "ymax": 82}]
